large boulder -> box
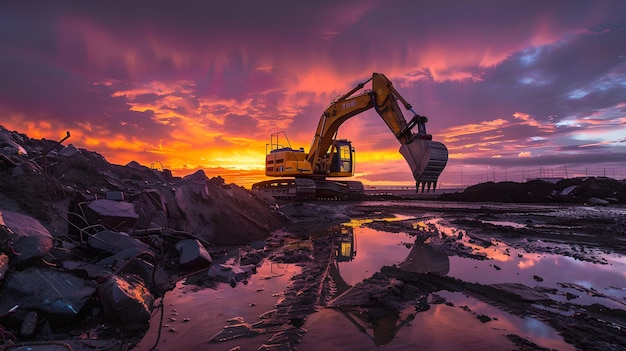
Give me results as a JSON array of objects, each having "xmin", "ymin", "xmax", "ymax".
[
  {"xmin": 0, "ymin": 210, "xmax": 53, "ymax": 267},
  {"xmin": 0, "ymin": 267, "xmax": 96, "ymax": 316},
  {"xmin": 99, "ymin": 273, "xmax": 154, "ymax": 324},
  {"xmin": 129, "ymin": 189, "xmax": 169, "ymax": 229},
  {"xmin": 85, "ymin": 199, "xmax": 139, "ymax": 231},
  {"xmin": 175, "ymin": 239, "xmax": 213, "ymax": 270},
  {"xmin": 87, "ymin": 230, "xmax": 152, "ymax": 255}
]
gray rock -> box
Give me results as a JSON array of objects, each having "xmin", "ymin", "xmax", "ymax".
[
  {"xmin": 58, "ymin": 144, "xmax": 80, "ymax": 157},
  {"xmin": 61, "ymin": 260, "xmax": 112, "ymax": 280},
  {"xmin": 99, "ymin": 273, "xmax": 154, "ymax": 324},
  {"xmin": 105, "ymin": 191, "xmax": 124, "ymax": 201},
  {"xmin": 0, "ymin": 210, "xmax": 53, "ymax": 267},
  {"xmin": 175, "ymin": 239, "xmax": 212, "ymax": 270},
  {"xmin": 87, "ymin": 230, "xmax": 152, "ymax": 255},
  {"xmin": 587, "ymin": 197, "xmax": 609, "ymax": 206},
  {"xmin": 129, "ymin": 190, "xmax": 168, "ymax": 229},
  {"xmin": 96, "ymin": 247, "xmax": 145, "ymax": 267},
  {"xmin": 214, "ymin": 263, "xmax": 256, "ymax": 283},
  {"xmin": 20, "ymin": 310, "xmax": 38, "ymax": 337},
  {"xmin": 278, "ymin": 202, "xmax": 351, "ymax": 222},
  {"xmin": 94, "ymin": 247, "xmax": 172, "ymax": 295},
  {"xmin": 117, "ymin": 257, "xmax": 173, "ymax": 295},
  {"xmin": 86, "ymin": 199, "xmax": 139, "ymax": 230},
  {"xmin": 559, "ymin": 185, "xmax": 581, "ymax": 196},
  {"xmin": 0, "ymin": 126, "xmax": 27, "ymax": 156},
  {"xmin": 0, "ymin": 267, "xmax": 96, "ymax": 316}
]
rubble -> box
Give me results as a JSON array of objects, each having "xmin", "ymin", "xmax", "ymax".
[
  {"xmin": 0, "ymin": 210, "xmax": 53, "ymax": 268},
  {"xmin": 0, "ymin": 267, "xmax": 97, "ymax": 316},
  {"xmin": 438, "ymin": 177, "xmax": 626, "ymax": 204},
  {"xmin": 0, "ymin": 125, "xmax": 288, "ymax": 349},
  {"xmin": 175, "ymin": 239, "xmax": 212, "ymax": 270},
  {"xmin": 85, "ymin": 199, "xmax": 139, "ymax": 231},
  {"xmin": 99, "ymin": 273, "xmax": 154, "ymax": 324},
  {"xmin": 87, "ymin": 230, "xmax": 152, "ymax": 255}
]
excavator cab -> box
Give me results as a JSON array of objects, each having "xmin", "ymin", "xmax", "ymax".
[{"xmin": 328, "ymin": 139, "xmax": 354, "ymax": 176}]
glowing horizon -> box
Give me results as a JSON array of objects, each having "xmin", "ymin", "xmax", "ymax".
[{"xmin": 1, "ymin": 1, "xmax": 625, "ymax": 189}]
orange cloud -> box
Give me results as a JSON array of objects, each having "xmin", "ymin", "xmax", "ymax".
[
  {"xmin": 513, "ymin": 112, "xmax": 554, "ymax": 132},
  {"xmin": 444, "ymin": 119, "xmax": 509, "ymax": 141},
  {"xmin": 518, "ymin": 259, "xmax": 537, "ymax": 269}
]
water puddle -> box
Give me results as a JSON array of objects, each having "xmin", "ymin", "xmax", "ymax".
[
  {"xmin": 136, "ymin": 211, "xmax": 625, "ymax": 350},
  {"xmin": 308, "ymin": 214, "xmax": 625, "ymax": 350},
  {"xmin": 332, "ymin": 226, "xmax": 415, "ymax": 286},
  {"xmin": 134, "ymin": 260, "xmax": 301, "ymax": 350},
  {"xmin": 435, "ymin": 291, "xmax": 576, "ymax": 351},
  {"xmin": 300, "ymin": 302, "xmax": 519, "ymax": 350},
  {"xmin": 301, "ymin": 296, "xmax": 576, "ymax": 351}
]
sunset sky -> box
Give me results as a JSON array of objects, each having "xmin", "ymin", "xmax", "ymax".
[{"xmin": 1, "ymin": 1, "xmax": 625, "ymax": 189}]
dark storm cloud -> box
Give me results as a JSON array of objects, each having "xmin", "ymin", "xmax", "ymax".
[
  {"xmin": 0, "ymin": 53, "xmax": 128, "ymax": 125},
  {"xmin": 223, "ymin": 113, "xmax": 259, "ymax": 135},
  {"xmin": 485, "ymin": 19, "xmax": 626, "ymax": 120},
  {"xmin": 463, "ymin": 152, "xmax": 626, "ymax": 168}
]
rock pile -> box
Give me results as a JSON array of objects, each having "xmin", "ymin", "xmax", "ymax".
[
  {"xmin": 438, "ymin": 178, "xmax": 626, "ymax": 204},
  {"xmin": 0, "ymin": 125, "xmax": 288, "ymax": 349}
]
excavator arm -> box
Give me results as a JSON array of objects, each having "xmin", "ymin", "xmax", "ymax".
[{"xmin": 307, "ymin": 72, "xmax": 448, "ymax": 191}]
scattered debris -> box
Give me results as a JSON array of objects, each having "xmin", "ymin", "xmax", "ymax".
[{"xmin": 0, "ymin": 125, "xmax": 288, "ymax": 349}]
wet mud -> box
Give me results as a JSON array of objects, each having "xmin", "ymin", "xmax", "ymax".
[{"xmin": 135, "ymin": 200, "xmax": 626, "ymax": 351}]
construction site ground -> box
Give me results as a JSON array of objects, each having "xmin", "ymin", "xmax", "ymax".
[{"xmin": 135, "ymin": 199, "xmax": 626, "ymax": 351}]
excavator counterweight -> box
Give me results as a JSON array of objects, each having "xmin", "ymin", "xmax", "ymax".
[{"xmin": 253, "ymin": 72, "xmax": 448, "ymax": 199}]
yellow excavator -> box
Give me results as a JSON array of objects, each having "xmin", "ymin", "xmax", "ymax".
[{"xmin": 252, "ymin": 72, "xmax": 448, "ymax": 200}]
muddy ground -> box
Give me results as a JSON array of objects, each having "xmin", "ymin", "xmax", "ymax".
[
  {"xmin": 335, "ymin": 200, "xmax": 626, "ymax": 350},
  {"xmin": 136, "ymin": 199, "xmax": 625, "ymax": 351}
]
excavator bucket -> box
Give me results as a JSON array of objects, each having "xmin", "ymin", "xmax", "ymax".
[{"xmin": 399, "ymin": 139, "xmax": 448, "ymax": 192}]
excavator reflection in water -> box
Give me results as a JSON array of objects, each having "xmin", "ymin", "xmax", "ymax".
[
  {"xmin": 327, "ymin": 226, "xmax": 450, "ymax": 346},
  {"xmin": 252, "ymin": 72, "xmax": 448, "ymax": 200}
]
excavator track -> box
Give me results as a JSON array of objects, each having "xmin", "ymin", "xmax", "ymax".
[
  {"xmin": 252, "ymin": 178, "xmax": 316, "ymax": 200},
  {"xmin": 252, "ymin": 178, "xmax": 364, "ymax": 200},
  {"xmin": 313, "ymin": 180, "xmax": 365, "ymax": 200}
]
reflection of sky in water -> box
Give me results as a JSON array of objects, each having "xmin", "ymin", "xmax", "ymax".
[
  {"xmin": 337, "ymin": 216, "xmax": 626, "ymax": 308},
  {"xmin": 135, "ymin": 260, "xmax": 302, "ymax": 350},
  {"xmin": 435, "ymin": 291, "xmax": 576, "ymax": 351},
  {"xmin": 447, "ymin": 245, "xmax": 626, "ymax": 309},
  {"xmin": 335, "ymin": 226, "xmax": 413, "ymax": 286},
  {"xmin": 332, "ymin": 215, "xmax": 625, "ymax": 349},
  {"xmin": 417, "ymin": 217, "xmax": 625, "ymax": 308},
  {"xmin": 138, "ymin": 210, "xmax": 624, "ymax": 350}
]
